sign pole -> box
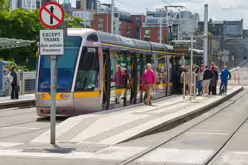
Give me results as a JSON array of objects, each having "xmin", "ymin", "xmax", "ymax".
[
  {"xmin": 50, "ymin": 56, "xmax": 56, "ymax": 144},
  {"xmin": 172, "ymin": 37, "xmax": 196, "ymax": 101},
  {"xmin": 189, "ymin": 34, "xmax": 193, "ymax": 101},
  {"xmin": 39, "ymin": 1, "xmax": 65, "ymax": 144}
]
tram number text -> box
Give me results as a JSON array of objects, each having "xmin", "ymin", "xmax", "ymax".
[{"xmin": 87, "ymin": 47, "xmax": 96, "ymax": 53}]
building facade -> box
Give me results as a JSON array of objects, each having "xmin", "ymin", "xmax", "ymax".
[
  {"xmin": 11, "ymin": 0, "xmax": 39, "ymax": 11},
  {"xmin": 141, "ymin": 28, "xmax": 169, "ymax": 44},
  {"xmin": 223, "ymin": 19, "xmax": 243, "ymax": 38},
  {"xmin": 91, "ymin": 12, "xmax": 133, "ymax": 37},
  {"xmin": 75, "ymin": 0, "xmax": 97, "ymax": 10},
  {"xmin": 142, "ymin": 8, "xmax": 199, "ymax": 43},
  {"xmin": 91, "ymin": 6, "xmax": 143, "ymax": 38},
  {"xmin": 198, "ymin": 19, "xmax": 243, "ymax": 38},
  {"xmin": 131, "ymin": 15, "xmax": 146, "ymax": 39}
]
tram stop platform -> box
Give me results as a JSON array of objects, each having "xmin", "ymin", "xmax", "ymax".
[
  {"xmin": 0, "ymin": 94, "xmax": 35, "ymax": 109},
  {"xmin": 30, "ymin": 85, "xmax": 243, "ymax": 148}
]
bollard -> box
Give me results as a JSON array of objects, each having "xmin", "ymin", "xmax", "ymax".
[
  {"xmin": 193, "ymin": 72, "xmax": 196, "ymax": 99},
  {"xmin": 238, "ymin": 75, "xmax": 240, "ymax": 84},
  {"xmin": 183, "ymin": 72, "xmax": 186, "ymax": 99},
  {"xmin": 20, "ymin": 71, "xmax": 24, "ymax": 95}
]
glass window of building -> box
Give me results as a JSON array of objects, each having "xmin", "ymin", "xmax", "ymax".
[
  {"xmin": 98, "ymin": 24, "xmax": 104, "ymax": 28},
  {"xmin": 98, "ymin": 18, "xmax": 104, "ymax": 22},
  {"xmin": 76, "ymin": 1, "xmax": 81, "ymax": 9},
  {"xmin": 145, "ymin": 30, "xmax": 151, "ymax": 35},
  {"xmin": 136, "ymin": 22, "xmax": 141, "ymax": 26},
  {"xmin": 136, "ymin": 17, "xmax": 140, "ymax": 21}
]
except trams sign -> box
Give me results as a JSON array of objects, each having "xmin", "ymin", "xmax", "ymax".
[{"xmin": 39, "ymin": 29, "xmax": 64, "ymax": 55}]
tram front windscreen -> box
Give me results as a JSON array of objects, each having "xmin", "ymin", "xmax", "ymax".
[{"xmin": 37, "ymin": 36, "xmax": 82, "ymax": 92}]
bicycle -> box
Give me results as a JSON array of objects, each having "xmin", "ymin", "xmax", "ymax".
[{"xmin": 219, "ymin": 81, "xmax": 227, "ymax": 96}]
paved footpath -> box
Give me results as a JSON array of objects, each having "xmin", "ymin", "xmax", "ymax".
[
  {"xmin": 0, "ymin": 85, "xmax": 243, "ymax": 165},
  {"xmin": 0, "ymin": 94, "xmax": 35, "ymax": 108},
  {"xmin": 0, "ymin": 88, "xmax": 246, "ymax": 165}
]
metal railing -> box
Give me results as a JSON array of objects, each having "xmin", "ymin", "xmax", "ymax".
[
  {"xmin": 20, "ymin": 71, "xmax": 36, "ymax": 95},
  {"xmin": 5, "ymin": 71, "xmax": 36, "ymax": 97}
]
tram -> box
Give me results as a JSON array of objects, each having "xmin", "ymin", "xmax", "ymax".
[{"xmin": 36, "ymin": 28, "xmax": 203, "ymax": 117}]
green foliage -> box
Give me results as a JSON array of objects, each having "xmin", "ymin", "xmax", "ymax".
[
  {"xmin": 0, "ymin": 58, "xmax": 29, "ymax": 71},
  {"xmin": 0, "ymin": 8, "xmax": 85, "ymax": 71},
  {"xmin": 0, "ymin": 0, "xmax": 10, "ymax": 12},
  {"xmin": 66, "ymin": 15, "xmax": 85, "ymax": 28}
]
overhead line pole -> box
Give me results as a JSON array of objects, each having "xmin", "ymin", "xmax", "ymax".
[
  {"xmin": 203, "ymin": 4, "xmax": 208, "ymax": 66},
  {"xmin": 164, "ymin": 5, "xmax": 185, "ymax": 45},
  {"xmin": 111, "ymin": 0, "xmax": 114, "ymax": 34}
]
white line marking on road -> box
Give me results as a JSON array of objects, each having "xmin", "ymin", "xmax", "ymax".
[
  {"xmin": 185, "ymin": 132, "xmax": 230, "ymax": 136},
  {"xmin": 221, "ymin": 151, "xmax": 248, "ymax": 165},
  {"xmin": 137, "ymin": 148, "xmax": 215, "ymax": 164},
  {"xmin": 0, "ymin": 143, "xmax": 23, "ymax": 147},
  {"xmin": 1, "ymin": 127, "xmax": 40, "ymax": 130},
  {"xmin": 0, "ymin": 146, "xmax": 146, "ymax": 160}
]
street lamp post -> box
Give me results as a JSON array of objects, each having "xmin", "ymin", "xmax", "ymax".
[
  {"xmin": 159, "ymin": 14, "xmax": 163, "ymax": 44},
  {"xmin": 111, "ymin": 0, "xmax": 114, "ymax": 34},
  {"xmin": 203, "ymin": 4, "xmax": 208, "ymax": 66},
  {"xmin": 172, "ymin": 35, "xmax": 196, "ymax": 101}
]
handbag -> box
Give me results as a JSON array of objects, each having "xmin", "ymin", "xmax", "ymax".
[
  {"xmin": 16, "ymin": 85, "xmax": 20, "ymax": 92},
  {"xmin": 139, "ymin": 84, "xmax": 146, "ymax": 91}
]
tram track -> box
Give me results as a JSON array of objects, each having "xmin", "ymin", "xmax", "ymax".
[
  {"xmin": 0, "ymin": 100, "xmax": 35, "ymax": 110},
  {"xmin": 0, "ymin": 114, "xmax": 66, "ymax": 140},
  {"xmin": 0, "ymin": 125, "xmax": 49, "ymax": 140},
  {"xmin": 117, "ymin": 89, "xmax": 247, "ymax": 165},
  {"xmin": 0, "ymin": 117, "xmax": 67, "ymax": 140},
  {"xmin": 0, "ymin": 111, "xmax": 37, "ymax": 118},
  {"xmin": 204, "ymin": 116, "xmax": 248, "ymax": 165}
]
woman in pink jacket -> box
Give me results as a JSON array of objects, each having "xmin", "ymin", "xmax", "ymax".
[{"xmin": 142, "ymin": 63, "xmax": 156, "ymax": 105}]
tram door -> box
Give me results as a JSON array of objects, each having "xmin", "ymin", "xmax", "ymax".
[
  {"xmin": 171, "ymin": 56, "xmax": 181, "ymax": 94},
  {"xmin": 102, "ymin": 49, "xmax": 111, "ymax": 110},
  {"xmin": 137, "ymin": 54, "xmax": 145, "ymax": 103},
  {"xmin": 124, "ymin": 54, "xmax": 136, "ymax": 106},
  {"xmin": 167, "ymin": 56, "xmax": 173, "ymax": 96},
  {"xmin": 109, "ymin": 51, "xmax": 127, "ymax": 109}
]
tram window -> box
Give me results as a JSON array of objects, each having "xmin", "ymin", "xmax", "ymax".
[
  {"xmin": 38, "ymin": 36, "xmax": 81, "ymax": 92},
  {"xmin": 169, "ymin": 57, "xmax": 173, "ymax": 81},
  {"xmin": 86, "ymin": 33, "xmax": 99, "ymax": 42},
  {"xmin": 75, "ymin": 47, "xmax": 99, "ymax": 92},
  {"xmin": 156, "ymin": 55, "xmax": 167, "ymax": 84},
  {"xmin": 145, "ymin": 55, "xmax": 154, "ymax": 70},
  {"xmin": 116, "ymin": 52, "xmax": 126, "ymax": 70}
]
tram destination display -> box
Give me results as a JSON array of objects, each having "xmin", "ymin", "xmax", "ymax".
[{"xmin": 173, "ymin": 43, "xmax": 189, "ymax": 53}]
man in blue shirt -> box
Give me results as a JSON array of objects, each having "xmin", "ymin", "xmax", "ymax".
[{"xmin": 220, "ymin": 65, "xmax": 232, "ymax": 94}]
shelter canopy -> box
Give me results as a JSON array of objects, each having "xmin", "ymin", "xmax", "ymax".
[{"xmin": 0, "ymin": 38, "xmax": 36, "ymax": 50}]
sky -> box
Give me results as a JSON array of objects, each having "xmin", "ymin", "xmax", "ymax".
[{"xmin": 70, "ymin": 0, "xmax": 247, "ymax": 28}]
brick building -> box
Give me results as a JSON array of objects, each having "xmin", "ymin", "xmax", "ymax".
[
  {"xmin": 130, "ymin": 15, "xmax": 146, "ymax": 39},
  {"xmin": 91, "ymin": 14, "xmax": 112, "ymax": 33},
  {"xmin": 91, "ymin": 5, "xmax": 145, "ymax": 38},
  {"xmin": 141, "ymin": 28, "xmax": 169, "ymax": 44}
]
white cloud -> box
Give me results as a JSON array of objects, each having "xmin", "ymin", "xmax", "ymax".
[
  {"xmin": 99, "ymin": 0, "xmax": 246, "ymax": 28},
  {"xmin": 68, "ymin": 0, "xmax": 246, "ymax": 28}
]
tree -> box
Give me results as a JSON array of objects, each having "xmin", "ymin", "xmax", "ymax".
[
  {"xmin": 0, "ymin": 8, "xmax": 85, "ymax": 70},
  {"xmin": 0, "ymin": 0, "xmax": 10, "ymax": 12}
]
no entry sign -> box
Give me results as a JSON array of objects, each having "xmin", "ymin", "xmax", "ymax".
[{"xmin": 40, "ymin": 2, "xmax": 65, "ymax": 29}]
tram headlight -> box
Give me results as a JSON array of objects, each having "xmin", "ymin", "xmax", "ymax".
[
  {"xmin": 60, "ymin": 94, "xmax": 69, "ymax": 99},
  {"xmin": 39, "ymin": 94, "xmax": 46, "ymax": 98}
]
